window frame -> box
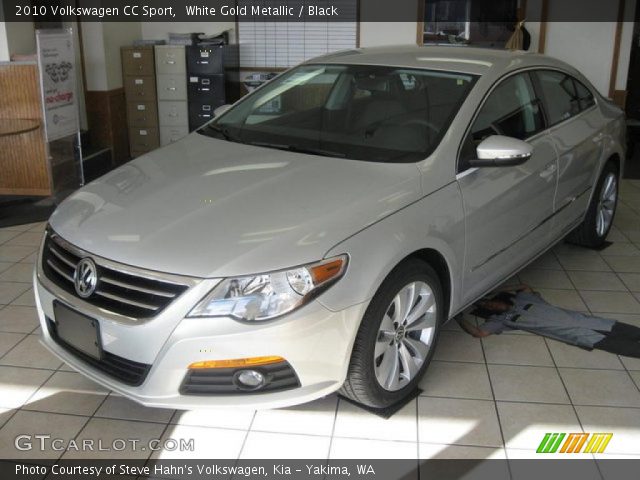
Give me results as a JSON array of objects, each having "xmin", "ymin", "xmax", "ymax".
[
  {"xmin": 457, "ymin": 70, "xmax": 548, "ymax": 173},
  {"xmin": 456, "ymin": 67, "xmax": 600, "ymax": 174}
]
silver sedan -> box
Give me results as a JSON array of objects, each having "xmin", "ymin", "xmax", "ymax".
[{"xmin": 35, "ymin": 46, "xmax": 625, "ymax": 409}]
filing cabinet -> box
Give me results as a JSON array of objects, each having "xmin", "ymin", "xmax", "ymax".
[
  {"xmin": 121, "ymin": 46, "xmax": 155, "ymax": 75},
  {"xmin": 155, "ymin": 46, "xmax": 187, "ymax": 75},
  {"xmin": 129, "ymin": 127, "xmax": 160, "ymax": 155},
  {"xmin": 122, "ymin": 46, "xmax": 159, "ymax": 158},
  {"xmin": 156, "ymin": 73, "xmax": 188, "ymax": 101},
  {"xmin": 187, "ymin": 74, "xmax": 225, "ymax": 101},
  {"xmin": 124, "ymin": 76, "xmax": 157, "ymax": 102},
  {"xmin": 126, "ymin": 102, "xmax": 158, "ymax": 128},
  {"xmin": 155, "ymin": 45, "xmax": 189, "ymax": 146},
  {"xmin": 186, "ymin": 43, "xmax": 239, "ymax": 131},
  {"xmin": 158, "ymin": 101, "xmax": 189, "ymax": 127},
  {"xmin": 189, "ymin": 101, "xmax": 225, "ymax": 129},
  {"xmin": 186, "ymin": 45, "xmax": 224, "ymax": 75},
  {"xmin": 160, "ymin": 126, "xmax": 190, "ymax": 146}
]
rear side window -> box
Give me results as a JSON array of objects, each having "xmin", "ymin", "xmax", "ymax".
[
  {"xmin": 574, "ymin": 79, "xmax": 596, "ymax": 111},
  {"xmin": 534, "ymin": 70, "xmax": 582, "ymax": 125}
]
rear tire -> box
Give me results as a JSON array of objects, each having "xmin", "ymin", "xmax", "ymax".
[
  {"xmin": 339, "ymin": 259, "xmax": 443, "ymax": 408},
  {"xmin": 567, "ymin": 161, "xmax": 619, "ymax": 248}
]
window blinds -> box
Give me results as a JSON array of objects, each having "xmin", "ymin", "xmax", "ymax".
[{"xmin": 238, "ymin": 0, "xmax": 358, "ymax": 68}]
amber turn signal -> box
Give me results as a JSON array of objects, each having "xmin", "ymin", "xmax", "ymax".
[
  {"xmin": 310, "ymin": 257, "xmax": 346, "ymax": 285},
  {"xmin": 188, "ymin": 356, "xmax": 285, "ymax": 369}
]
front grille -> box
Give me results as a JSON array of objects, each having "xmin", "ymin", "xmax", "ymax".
[
  {"xmin": 42, "ymin": 230, "xmax": 190, "ymax": 319},
  {"xmin": 180, "ymin": 361, "xmax": 300, "ymax": 395},
  {"xmin": 46, "ymin": 317, "xmax": 151, "ymax": 386}
]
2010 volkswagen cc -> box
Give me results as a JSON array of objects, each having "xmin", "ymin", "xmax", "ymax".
[{"xmin": 35, "ymin": 46, "xmax": 625, "ymax": 409}]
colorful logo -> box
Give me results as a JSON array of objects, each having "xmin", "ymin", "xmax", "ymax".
[{"xmin": 536, "ymin": 433, "xmax": 613, "ymax": 454}]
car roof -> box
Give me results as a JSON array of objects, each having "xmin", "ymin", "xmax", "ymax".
[{"xmin": 308, "ymin": 45, "xmax": 575, "ymax": 77}]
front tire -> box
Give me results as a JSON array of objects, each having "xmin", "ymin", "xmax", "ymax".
[
  {"xmin": 340, "ymin": 259, "xmax": 443, "ymax": 408},
  {"xmin": 567, "ymin": 161, "xmax": 619, "ymax": 248}
]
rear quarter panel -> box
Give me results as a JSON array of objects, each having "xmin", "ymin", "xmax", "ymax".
[{"xmin": 584, "ymin": 100, "xmax": 626, "ymax": 209}]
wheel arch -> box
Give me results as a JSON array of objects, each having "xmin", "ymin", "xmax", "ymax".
[
  {"xmin": 585, "ymin": 150, "xmax": 623, "ymax": 214},
  {"xmin": 320, "ymin": 182, "xmax": 465, "ymax": 320},
  {"xmin": 403, "ymin": 248, "xmax": 453, "ymax": 322},
  {"xmin": 605, "ymin": 152, "xmax": 621, "ymax": 173}
]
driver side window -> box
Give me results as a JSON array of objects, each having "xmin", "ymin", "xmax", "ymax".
[{"xmin": 460, "ymin": 73, "xmax": 545, "ymax": 169}]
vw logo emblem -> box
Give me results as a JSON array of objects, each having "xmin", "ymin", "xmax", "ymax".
[{"xmin": 74, "ymin": 257, "xmax": 98, "ymax": 298}]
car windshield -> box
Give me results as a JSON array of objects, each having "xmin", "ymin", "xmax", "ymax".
[{"xmin": 199, "ymin": 64, "xmax": 477, "ymax": 163}]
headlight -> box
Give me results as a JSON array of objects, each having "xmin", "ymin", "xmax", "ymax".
[{"xmin": 187, "ymin": 255, "xmax": 348, "ymax": 321}]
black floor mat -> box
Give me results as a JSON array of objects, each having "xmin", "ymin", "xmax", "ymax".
[
  {"xmin": 0, "ymin": 196, "xmax": 56, "ymax": 228},
  {"xmin": 338, "ymin": 388, "xmax": 422, "ymax": 419},
  {"xmin": 593, "ymin": 240, "xmax": 614, "ymax": 251}
]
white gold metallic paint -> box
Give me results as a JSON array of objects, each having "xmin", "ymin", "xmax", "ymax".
[{"xmin": 35, "ymin": 46, "xmax": 625, "ymax": 408}]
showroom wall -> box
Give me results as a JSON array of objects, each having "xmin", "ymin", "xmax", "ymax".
[
  {"xmin": 82, "ymin": 22, "xmax": 143, "ymax": 91},
  {"xmin": 530, "ymin": 0, "xmax": 635, "ymax": 98},
  {"xmin": 359, "ymin": 22, "xmax": 417, "ymax": 47},
  {"xmin": 545, "ymin": 22, "xmax": 618, "ymax": 95},
  {"xmin": 0, "ymin": 21, "xmax": 9, "ymax": 61},
  {"xmin": 141, "ymin": 21, "xmax": 237, "ymax": 42},
  {"xmin": 4, "ymin": 21, "xmax": 35, "ymax": 56},
  {"xmin": 0, "ymin": 21, "xmax": 35, "ymax": 60}
]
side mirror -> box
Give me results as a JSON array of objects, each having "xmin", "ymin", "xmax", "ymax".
[
  {"xmin": 469, "ymin": 135, "xmax": 533, "ymax": 167},
  {"xmin": 214, "ymin": 104, "xmax": 232, "ymax": 117}
]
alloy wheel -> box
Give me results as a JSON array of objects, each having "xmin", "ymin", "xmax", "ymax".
[
  {"xmin": 596, "ymin": 172, "xmax": 617, "ymax": 237},
  {"xmin": 373, "ymin": 281, "xmax": 437, "ymax": 391}
]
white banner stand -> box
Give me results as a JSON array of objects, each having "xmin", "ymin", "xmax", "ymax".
[{"xmin": 36, "ymin": 28, "xmax": 84, "ymax": 186}]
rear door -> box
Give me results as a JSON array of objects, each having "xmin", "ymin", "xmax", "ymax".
[
  {"xmin": 457, "ymin": 72, "xmax": 558, "ymax": 304},
  {"xmin": 532, "ymin": 70, "xmax": 605, "ymax": 236}
]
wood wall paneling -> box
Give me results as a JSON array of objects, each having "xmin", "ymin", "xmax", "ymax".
[
  {"xmin": 609, "ymin": 0, "xmax": 626, "ymax": 99},
  {"xmin": 538, "ymin": 0, "xmax": 549, "ymax": 54},
  {"xmin": 0, "ymin": 63, "xmax": 51, "ymax": 196},
  {"xmin": 85, "ymin": 88, "xmax": 128, "ymax": 165},
  {"xmin": 613, "ymin": 89, "xmax": 628, "ymax": 108}
]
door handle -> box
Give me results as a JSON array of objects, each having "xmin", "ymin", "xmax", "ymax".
[
  {"xmin": 592, "ymin": 132, "xmax": 605, "ymax": 143},
  {"xmin": 540, "ymin": 162, "xmax": 557, "ymax": 179}
]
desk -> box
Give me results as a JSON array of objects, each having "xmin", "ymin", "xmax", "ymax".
[
  {"xmin": 0, "ymin": 119, "xmax": 40, "ymax": 137},
  {"xmin": 0, "ymin": 63, "xmax": 51, "ymax": 196}
]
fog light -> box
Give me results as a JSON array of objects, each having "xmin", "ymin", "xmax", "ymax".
[{"xmin": 235, "ymin": 369, "xmax": 266, "ymax": 389}]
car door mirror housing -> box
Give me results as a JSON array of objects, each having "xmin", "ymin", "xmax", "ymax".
[
  {"xmin": 469, "ymin": 135, "xmax": 533, "ymax": 167},
  {"xmin": 214, "ymin": 104, "xmax": 232, "ymax": 117}
]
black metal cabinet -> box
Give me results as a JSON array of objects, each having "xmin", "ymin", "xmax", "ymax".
[
  {"xmin": 187, "ymin": 74, "xmax": 225, "ymax": 101},
  {"xmin": 188, "ymin": 100, "xmax": 226, "ymax": 129},
  {"xmin": 186, "ymin": 42, "xmax": 239, "ymax": 131},
  {"xmin": 186, "ymin": 45, "xmax": 224, "ymax": 75}
]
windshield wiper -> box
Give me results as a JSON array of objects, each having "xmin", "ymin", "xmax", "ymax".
[
  {"xmin": 246, "ymin": 141, "xmax": 345, "ymax": 158},
  {"xmin": 202, "ymin": 124, "xmax": 237, "ymax": 142}
]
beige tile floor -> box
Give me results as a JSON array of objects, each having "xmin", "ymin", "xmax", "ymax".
[{"xmin": 1, "ymin": 181, "xmax": 640, "ymax": 464}]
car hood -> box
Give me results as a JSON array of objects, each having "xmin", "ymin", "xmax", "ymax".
[{"xmin": 49, "ymin": 133, "xmax": 423, "ymax": 278}]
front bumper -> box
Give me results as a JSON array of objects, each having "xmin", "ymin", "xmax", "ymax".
[{"xmin": 34, "ymin": 267, "xmax": 366, "ymax": 409}]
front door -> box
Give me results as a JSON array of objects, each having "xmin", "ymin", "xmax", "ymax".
[{"xmin": 457, "ymin": 72, "xmax": 558, "ymax": 304}]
